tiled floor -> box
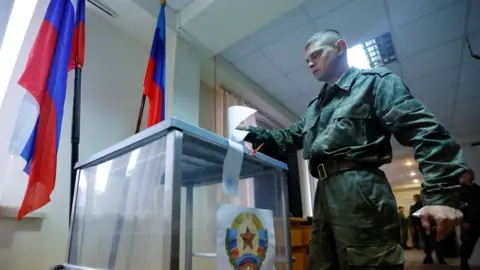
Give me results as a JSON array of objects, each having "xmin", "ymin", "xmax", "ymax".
[{"xmin": 404, "ymin": 249, "xmax": 479, "ymax": 270}]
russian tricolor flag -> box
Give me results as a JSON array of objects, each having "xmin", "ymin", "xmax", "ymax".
[
  {"xmin": 143, "ymin": 2, "xmax": 166, "ymax": 127},
  {"xmin": 9, "ymin": 0, "xmax": 85, "ymax": 220}
]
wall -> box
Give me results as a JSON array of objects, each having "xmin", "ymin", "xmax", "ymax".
[
  {"xmin": 0, "ymin": 0, "xmax": 13, "ymax": 46},
  {"xmin": 0, "ymin": 2, "xmax": 152, "ymax": 269},
  {"xmin": 198, "ymin": 82, "xmax": 215, "ymax": 132}
]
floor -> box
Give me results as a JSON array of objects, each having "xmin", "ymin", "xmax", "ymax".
[{"xmin": 404, "ymin": 249, "xmax": 479, "ymax": 270}]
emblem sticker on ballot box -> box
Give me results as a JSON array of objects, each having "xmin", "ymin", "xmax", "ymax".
[{"xmin": 216, "ymin": 204, "xmax": 276, "ymax": 270}]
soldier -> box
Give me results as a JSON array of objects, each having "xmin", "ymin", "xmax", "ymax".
[{"xmin": 238, "ymin": 29, "xmax": 469, "ymax": 269}]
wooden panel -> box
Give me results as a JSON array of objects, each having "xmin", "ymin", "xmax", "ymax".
[
  {"xmin": 290, "ymin": 218, "xmax": 311, "ymax": 270},
  {"xmin": 292, "ymin": 252, "xmax": 307, "ymax": 270},
  {"xmin": 291, "ymin": 228, "xmax": 304, "ymax": 247}
]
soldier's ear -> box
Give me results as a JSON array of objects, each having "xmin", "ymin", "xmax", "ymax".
[{"xmin": 335, "ymin": 39, "xmax": 347, "ymax": 56}]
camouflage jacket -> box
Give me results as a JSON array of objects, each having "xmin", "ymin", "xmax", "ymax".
[{"xmin": 244, "ymin": 67, "xmax": 469, "ymax": 208}]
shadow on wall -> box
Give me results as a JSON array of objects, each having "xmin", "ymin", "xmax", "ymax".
[{"xmin": 0, "ymin": 218, "xmax": 43, "ymax": 248}]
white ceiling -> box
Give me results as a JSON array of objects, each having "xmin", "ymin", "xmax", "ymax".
[
  {"xmin": 167, "ymin": 0, "xmax": 194, "ymax": 11},
  {"xmin": 221, "ymin": 0, "xmax": 480, "ymax": 187}
]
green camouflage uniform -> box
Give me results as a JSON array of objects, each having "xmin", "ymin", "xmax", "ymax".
[{"xmin": 243, "ymin": 67, "xmax": 469, "ymax": 269}]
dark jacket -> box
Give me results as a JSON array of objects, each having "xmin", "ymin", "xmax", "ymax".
[
  {"xmin": 409, "ymin": 201, "xmax": 423, "ymax": 227},
  {"xmin": 460, "ymin": 183, "xmax": 480, "ymax": 225}
]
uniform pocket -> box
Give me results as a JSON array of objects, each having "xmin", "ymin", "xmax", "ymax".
[
  {"xmin": 324, "ymin": 103, "xmax": 371, "ymax": 148},
  {"xmin": 332, "ymin": 102, "xmax": 371, "ymax": 120},
  {"xmin": 346, "ymin": 243, "xmax": 404, "ymax": 267}
]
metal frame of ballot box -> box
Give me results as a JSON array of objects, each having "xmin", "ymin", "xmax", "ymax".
[{"xmin": 57, "ymin": 118, "xmax": 293, "ymax": 270}]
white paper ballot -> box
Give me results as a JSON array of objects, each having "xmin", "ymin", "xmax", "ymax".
[
  {"xmin": 228, "ymin": 105, "xmax": 257, "ymax": 142},
  {"xmin": 216, "ymin": 204, "xmax": 276, "ymax": 270},
  {"xmin": 222, "ymin": 139, "xmax": 244, "ymax": 196},
  {"xmin": 412, "ymin": 203, "xmax": 468, "ymax": 217}
]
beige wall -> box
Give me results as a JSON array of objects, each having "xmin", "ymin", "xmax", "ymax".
[{"xmin": 198, "ymin": 82, "xmax": 215, "ymax": 132}]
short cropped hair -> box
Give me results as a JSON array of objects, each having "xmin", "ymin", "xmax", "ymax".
[{"xmin": 305, "ymin": 29, "xmax": 344, "ymax": 50}]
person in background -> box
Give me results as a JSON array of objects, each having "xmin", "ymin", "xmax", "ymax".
[
  {"xmin": 460, "ymin": 169, "xmax": 480, "ymax": 270},
  {"xmin": 238, "ymin": 29, "xmax": 469, "ymax": 270},
  {"xmin": 398, "ymin": 206, "xmax": 410, "ymax": 249},
  {"xmin": 409, "ymin": 194, "xmax": 423, "ymax": 249}
]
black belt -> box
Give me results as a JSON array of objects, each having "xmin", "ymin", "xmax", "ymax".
[{"xmin": 315, "ymin": 160, "xmax": 364, "ymax": 180}]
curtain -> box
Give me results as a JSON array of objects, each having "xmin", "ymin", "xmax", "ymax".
[{"xmin": 212, "ymin": 86, "xmax": 255, "ymax": 207}]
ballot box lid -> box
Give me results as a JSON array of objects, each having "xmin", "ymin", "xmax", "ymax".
[{"xmin": 75, "ymin": 117, "xmax": 288, "ymax": 171}]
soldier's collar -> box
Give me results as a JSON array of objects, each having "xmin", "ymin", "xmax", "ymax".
[
  {"xmin": 320, "ymin": 67, "xmax": 361, "ymax": 93},
  {"xmin": 335, "ymin": 67, "xmax": 361, "ymax": 91}
]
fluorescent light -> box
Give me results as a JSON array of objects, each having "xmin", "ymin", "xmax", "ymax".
[
  {"xmin": 409, "ymin": 171, "xmax": 416, "ymax": 176},
  {"xmin": 405, "ymin": 160, "xmax": 414, "ymax": 166},
  {"xmin": 347, "ymin": 44, "xmax": 371, "ymax": 69},
  {"xmin": 412, "ymin": 179, "xmax": 419, "ymax": 184},
  {"xmin": 0, "ymin": 0, "xmax": 39, "ymax": 107}
]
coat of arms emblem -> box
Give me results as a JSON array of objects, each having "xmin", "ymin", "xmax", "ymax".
[{"xmin": 224, "ymin": 211, "xmax": 269, "ymax": 270}]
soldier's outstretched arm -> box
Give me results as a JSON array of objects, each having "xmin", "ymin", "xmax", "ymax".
[
  {"xmin": 240, "ymin": 116, "xmax": 306, "ymax": 154},
  {"xmin": 372, "ymin": 71, "xmax": 469, "ymax": 209}
]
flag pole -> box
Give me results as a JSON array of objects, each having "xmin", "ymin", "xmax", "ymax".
[
  {"xmin": 135, "ymin": 94, "xmax": 146, "ymax": 134},
  {"xmin": 69, "ymin": 6, "xmax": 84, "ymax": 221},
  {"xmin": 69, "ymin": 64, "xmax": 82, "ymax": 220}
]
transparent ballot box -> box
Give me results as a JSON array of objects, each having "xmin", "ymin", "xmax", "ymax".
[{"xmin": 62, "ymin": 118, "xmax": 293, "ymax": 270}]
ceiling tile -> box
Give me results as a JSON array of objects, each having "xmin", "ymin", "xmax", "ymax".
[
  {"xmin": 463, "ymin": 31, "xmax": 480, "ymax": 64},
  {"xmin": 286, "ymin": 67, "xmax": 321, "ymax": 94},
  {"xmin": 248, "ymin": 6, "xmax": 311, "ymax": 48},
  {"xmin": 417, "ymin": 88, "xmax": 456, "ymax": 108},
  {"xmin": 302, "ymin": 0, "xmax": 351, "ymax": 20},
  {"xmin": 258, "ymin": 74, "xmax": 302, "ymax": 101},
  {"xmin": 459, "ymin": 61, "xmax": 480, "ymax": 85},
  {"xmin": 453, "ymin": 97, "xmax": 480, "ymax": 115},
  {"xmin": 233, "ymin": 51, "xmax": 282, "ymax": 85},
  {"xmin": 167, "ymin": 0, "xmax": 194, "ymax": 11},
  {"xmin": 222, "ymin": 38, "xmax": 257, "ymax": 62},
  {"xmin": 427, "ymin": 102, "xmax": 455, "ymax": 119},
  {"xmin": 386, "ymin": 0, "xmax": 459, "ymax": 28},
  {"xmin": 284, "ymin": 94, "xmax": 316, "ymax": 116},
  {"xmin": 262, "ymin": 22, "xmax": 317, "ymax": 74},
  {"xmin": 435, "ymin": 112, "xmax": 453, "ymax": 127},
  {"xmin": 392, "ymin": 1, "xmax": 467, "ymax": 59},
  {"xmin": 406, "ymin": 68, "xmax": 458, "ymax": 97},
  {"xmin": 467, "ymin": 0, "xmax": 480, "ymax": 33},
  {"xmin": 383, "ymin": 62, "xmax": 403, "ymax": 77},
  {"xmin": 451, "ymin": 122, "xmax": 480, "ymax": 139},
  {"xmin": 401, "ymin": 39, "xmax": 462, "ymax": 81},
  {"xmin": 452, "ymin": 111, "xmax": 480, "ymax": 127},
  {"xmin": 456, "ymin": 83, "xmax": 479, "ymax": 103},
  {"xmin": 313, "ymin": 0, "xmax": 390, "ymax": 46}
]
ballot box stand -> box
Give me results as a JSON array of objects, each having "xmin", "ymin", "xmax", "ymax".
[{"xmin": 52, "ymin": 118, "xmax": 293, "ymax": 270}]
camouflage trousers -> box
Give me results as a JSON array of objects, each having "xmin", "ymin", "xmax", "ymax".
[{"xmin": 308, "ymin": 169, "xmax": 404, "ymax": 270}]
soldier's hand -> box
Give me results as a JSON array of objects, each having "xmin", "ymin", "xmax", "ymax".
[{"xmin": 419, "ymin": 205, "xmax": 463, "ymax": 241}]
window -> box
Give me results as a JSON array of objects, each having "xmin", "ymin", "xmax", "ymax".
[
  {"xmin": 364, "ymin": 33, "xmax": 397, "ymax": 68},
  {"xmin": 347, "ymin": 32, "xmax": 397, "ymax": 70},
  {"xmin": 0, "ymin": 0, "xmax": 38, "ymax": 107},
  {"xmin": 347, "ymin": 44, "xmax": 371, "ymax": 70}
]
